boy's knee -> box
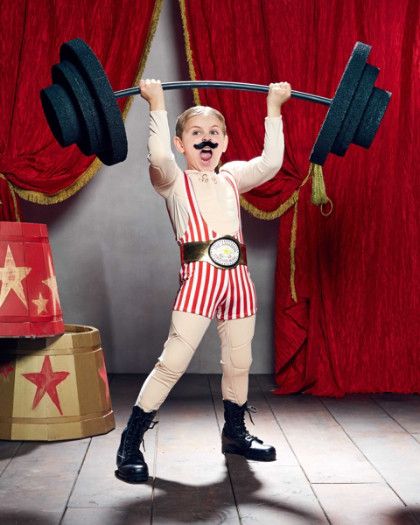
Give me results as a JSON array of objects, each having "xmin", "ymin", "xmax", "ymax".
[
  {"xmin": 229, "ymin": 343, "xmax": 253, "ymax": 370},
  {"xmin": 218, "ymin": 319, "xmax": 254, "ymax": 370},
  {"xmin": 154, "ymin": 358, "xmax": 185, "ymax": 381},
  {"xmin": 171, "ymin": 310, "xmax": 210, "ymax": 349},
  {"xmin": 153, "ymin": 311, "xmax": 210, "ymax": 376},
  {"xmin": 159, "ymin": 332, "xmax": 195, "ymax": 374}
]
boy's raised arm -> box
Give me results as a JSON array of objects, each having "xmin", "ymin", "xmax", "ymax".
[
  {"xmin": 222, "ymin": 82, "xmax": 291, "ymax": 194},
  {"xmin": 140, "ymin": 79, "xmax": 181, "ymax": 197}
]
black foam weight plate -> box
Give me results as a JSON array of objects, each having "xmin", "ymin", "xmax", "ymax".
[
  {"xmin": 353, "ymin": 88, "xmax": 391, "ymax": 148},
  {"xmin": 331, "ymin": 64, "xmax": 379, "ymax": 156},
  {"xmin": 52, "ymin": 61, "xmax": 100, "ymax": 156},
  {"xmin": 310, "ymin": 42, "xmax": 371, "ymax": 165},
  {"xmin": 60, "ymin": 38, "xmax": 128, "ymax": 165},
  {"xmin": 40, "ymin": 83, "xmax": 80, "ymax": 147}
]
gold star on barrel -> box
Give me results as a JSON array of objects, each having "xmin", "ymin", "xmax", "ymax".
[
  {"xmin": 0, "ymin": 222, "xmax": 64, "ymax": 337},
  {"xmin": 32, "ymin": 293, "xmax": 49, "ymax": 314},
  {"xmin": 0, "ymin": 245, "xmax": 31, "ymax": 309}
]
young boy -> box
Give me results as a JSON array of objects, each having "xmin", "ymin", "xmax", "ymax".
[{"xmin": 115, "ymin": 79, "xmax": 291, "ymax": 483}]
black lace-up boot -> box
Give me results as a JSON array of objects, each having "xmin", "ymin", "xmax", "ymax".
[
  {"xmin": 115, "ymin": 405, "xmax": 158, "ymax": 483},
  {"xmin": 222, "ymin": 400, "xmax": 276, "ymax": 461}
]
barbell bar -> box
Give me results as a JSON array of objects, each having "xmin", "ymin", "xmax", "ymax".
[
  {"xmin": 114, "ymin": 82, "xmax": 332, "ymax": 106},
  {"xmin": 40, "ymin": 38, "xmax": 391, "ymax": 166}
]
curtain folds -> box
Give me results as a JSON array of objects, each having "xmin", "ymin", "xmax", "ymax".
[
  {"xmin": 0, "ymin": 0, "xmax": 163, "ymax": 217},
  {"xmin": 180, "ymin": 0, "xmax": 419, "ymax": 395}
]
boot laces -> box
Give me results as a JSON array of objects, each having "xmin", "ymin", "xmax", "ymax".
[
  {"xmin": 126, "ymin": 416, "xmax": 159, "ymax": 453},
  {"xmin": 243, "ymin": 405, "xmax": 262, "ymax": 443},
  {"xmin": 141, "ymin": 420, "xmax": 159, "ymax": 452},
  {"xmin": 229, "ymin": 403, "xmax": 261, "ymax": 443},
  {"xmin": 245, "ymin": 404, "xmax": 257, "ymax": 425}
]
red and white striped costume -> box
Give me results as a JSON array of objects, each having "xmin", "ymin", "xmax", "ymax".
[
  {"xmin": 173, "ymin": 172, "xmax": 256, "ymax": 320},
  {"xmin": 147, "ymin": 110, "xmax": 284, "ymax": 321}
]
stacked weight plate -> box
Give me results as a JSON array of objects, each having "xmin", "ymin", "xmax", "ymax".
[
  {"xmin": 40, "ymin": 39, "xmax": 127, "ymax": 166},
  {"xmin": 310, "ymin": 42, "xmax": 391, "ymax": 165}
]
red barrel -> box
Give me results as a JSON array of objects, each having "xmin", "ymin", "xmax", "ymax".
[{"xmin": 0, "ymin": 222, "xmax": 64, "ymax": 337}]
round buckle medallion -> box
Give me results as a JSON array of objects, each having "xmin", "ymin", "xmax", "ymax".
[{"xmin": 209, "ymin": 238, "xmax": 240, "ymax": 268}]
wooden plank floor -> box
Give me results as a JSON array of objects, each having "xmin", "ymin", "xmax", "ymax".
[{"xmin": 0, "ymin": 374, "xmax": 419, "ymax": 525}]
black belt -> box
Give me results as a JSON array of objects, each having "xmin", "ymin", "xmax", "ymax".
[{"xmin": 180, "ymin": 236, "xmax": 247, "ymax": 269}]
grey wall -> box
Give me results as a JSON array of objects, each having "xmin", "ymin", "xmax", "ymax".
[{"xmin": 21, "ymin": 0, "xmax": 280, "ymax": 374}]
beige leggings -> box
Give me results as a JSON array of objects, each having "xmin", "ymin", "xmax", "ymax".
[{"xmin": 136, "ymin": 311, "xmax": 256, "ymax": 412}]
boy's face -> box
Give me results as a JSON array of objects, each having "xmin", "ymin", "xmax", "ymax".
[{"xmin": 173, "ymin": 114, "xmax": 228, "ymax": 172}]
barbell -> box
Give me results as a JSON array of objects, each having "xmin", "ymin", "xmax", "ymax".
[{"xmin": 40, "ymin": 38, "xmax": 391, "ymax": 166}]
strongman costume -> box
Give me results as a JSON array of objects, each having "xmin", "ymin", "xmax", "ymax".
[
  {"xmin": 115, "ymin": 110, "xmax": 284, "ymax": 482},
  {"xmin": 136, "ymin": 110, "xmax": 284, "ymax": 411}
]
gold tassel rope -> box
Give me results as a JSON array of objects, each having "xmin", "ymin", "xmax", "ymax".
[{"xmin": 309, "ymin": 162, "xmax": 333, "ymax": 216}]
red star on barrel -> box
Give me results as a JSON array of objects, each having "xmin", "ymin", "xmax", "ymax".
[{"xmin": 22, "ymin": 356, "xmax": 70, "ymax": 415}]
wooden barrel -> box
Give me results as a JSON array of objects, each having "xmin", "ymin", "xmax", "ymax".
[
  {"xmin": 0, "ymin": 324, "xmax": 115, "ymax": 441},
  {"xmin": 0, "ymin": 222, "xmax": 64, "ymax": 337}
]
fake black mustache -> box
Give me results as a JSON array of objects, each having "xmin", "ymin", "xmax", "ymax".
[{"xmin": 193, "ymin": 140, "xmax": 219, "ymax": 150}]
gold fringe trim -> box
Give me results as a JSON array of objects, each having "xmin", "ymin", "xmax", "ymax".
[
  {"xmin": 240, "ymin": 173, "xmax": 311, "ymax": 303},
  {"xmin": 240, "ymin": 192, "xmax": 297, "ymax": 220},
  {"xmin": 179, "ymin": 0, "xmax": 200, "ymax": 105},
  {"xmin": 241, "ymin": 171, "xmax": 311, "ymax": 220},
  {"xmin": 121, "ymin": 0, "xmax": 163, "ymax": 121},
  {"xmin": 13, "ymin": 158, "xmax": 102, "ymax": 205},
  {"xmin": 15, "ymin": 0, "xmax": 164, "ymax": 205},
  {"xmin": 290, "ymin": 199, "xmax": 299, "ymax": 302},
  {"xmin": 240, "ymin": 171, "xmax": 310, "ymax": 220},
  {"xmin": 0, "ymin": 173, "xmax": 21, "ymax": 221}
]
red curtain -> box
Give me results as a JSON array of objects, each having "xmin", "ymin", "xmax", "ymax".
[
  {"xmin": 181, "ymin": 0, "xmax": 420, "ymax": 395},
  {"xmin": 0, "ymin": 0, "xmax": 162, "ymax": 217}
]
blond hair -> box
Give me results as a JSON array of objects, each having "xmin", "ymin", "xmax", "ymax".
[{"xmin": 175, "ymin": 106, "xmax": 226, "ymax": 138}]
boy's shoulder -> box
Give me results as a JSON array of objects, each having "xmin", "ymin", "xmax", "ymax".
[{"xmin": 220, "ymin": 160, "xmax": 248, "ymax": 175}]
